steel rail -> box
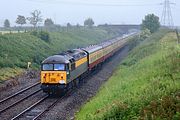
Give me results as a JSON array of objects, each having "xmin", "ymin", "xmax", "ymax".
[
  {"xmin": 0, "ymin": 82, "xmax": 40, "ymax": 104},
  {"xmin": 0, "ymin": 89, "xmax": 42, "ymax": 113},
  {"xmin": 33, "ymin": 89, "xmax": 75, "ymax": 120},
  {"xmin": 32, "ymin": 98, "xmax": 60, "ymax": 120},
  {"xmin": 11, "ymin": 95, "xmax": 49, "ymax": 120}
]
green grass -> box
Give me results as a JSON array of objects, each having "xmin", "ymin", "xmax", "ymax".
[
  {"xmin": 0, "ymin": 27, "xmax": 117, "ymax": 82},
  {"xmin": 76, "ymin": 29, "xmax": 180, "ymax": 120},
  {"xmin": 0, "ymin": 68, "xmax": 24, "ymax": 82}
]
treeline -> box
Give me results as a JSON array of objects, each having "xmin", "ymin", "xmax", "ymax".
[{"xmin": 1, "ymin": 10, "xmax": 95, "ymax": 31}]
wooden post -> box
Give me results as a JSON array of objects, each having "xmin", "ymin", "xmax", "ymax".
[{"xmin": 27, "ymin": 62, "xmax": 31, "ymax": 69}]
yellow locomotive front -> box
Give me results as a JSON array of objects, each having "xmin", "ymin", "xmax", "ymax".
[
  {"xmin": 41, "ymin": 64, "xmax": 67, "ymax": 84},
  {"xmin": 40, "ymin": 55, "xmax": 70, "ymax": 94}
]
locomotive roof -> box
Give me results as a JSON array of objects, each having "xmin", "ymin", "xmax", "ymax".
[
  {"xmin": 66, "ymin": 49, "xmax": 85, "ymax": 55},
  {"xmin": 42, "ymin": 55, "xmax": 71, "ymax": 64},
  {"xmin": 65, "ymin": 49, "xmax": 87, "ymax": 60},
  {"xmin": 42, "ymin": 48, "xmax": 88, "ymax": 64}
]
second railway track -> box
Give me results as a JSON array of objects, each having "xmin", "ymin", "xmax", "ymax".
[
  {"xmin": 0, "ymin": 82, "xmax": 45, "ymax": 120},
  {"xmin": 0, "ymin": 80, "xmax": 76, "ymax": 120},
  {"xmin": 0, "ymin": 82, "xmax": 40, "ymax": 104},
  {"xmin": 11, "ymin": 89, "xmax": 74, "ymax": 120}
]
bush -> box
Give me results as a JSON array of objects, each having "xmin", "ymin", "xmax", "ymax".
[
  {"xmin": 38, "ymin": 31, "xmax": 50, "ymax": 42},
  {"xmin": 30, "ymin": 30, "xmax": 50, "ymax": 43},
  {"xmin": 139, "ymin": 29, "xmax": 151, "ymax": 40},
  {"xmin": 30, "ymin": 30, "xmax": 38, "ymax": 36},
  {"xmin": 33, "ymin": 54, "xmax": 44, "ymax": 64},
  {"xmin": 0, "ymin": 35, "xmax": 8, "ymax": 40}
]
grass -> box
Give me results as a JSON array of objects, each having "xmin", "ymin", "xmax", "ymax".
[
  {"xmin": 76, "ymin": 29, "xmax": 180, "ymax": 120},
  {"xmin": 0, "ymin": 27, "xmax": 117, "ymax": 82},
  {"xmin": 0, "ymin": 68, "xmax": 24, "ymax": 82}
]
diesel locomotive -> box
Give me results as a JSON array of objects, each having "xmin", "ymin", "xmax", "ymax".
[{"xmin": 41, "ymin": 33, "xmax": 135, "ymax": 94}]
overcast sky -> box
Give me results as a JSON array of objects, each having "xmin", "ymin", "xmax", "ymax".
[{"xmin": 0, "ymin": 0, "xmax": 179, "ymax": 26}]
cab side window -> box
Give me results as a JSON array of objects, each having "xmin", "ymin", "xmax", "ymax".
[{"xmin": 71, "ymin": 62, "xmax": 75, "ymax": 71}]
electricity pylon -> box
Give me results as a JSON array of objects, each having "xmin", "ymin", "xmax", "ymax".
[{"xmin": 160, "ymin": 0, "xmax": 174, "ymax": 28}]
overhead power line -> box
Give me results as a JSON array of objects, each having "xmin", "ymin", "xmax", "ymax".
[{"xmin": 27, "ymin": 0, "xmax": 160, "ymax": 7}]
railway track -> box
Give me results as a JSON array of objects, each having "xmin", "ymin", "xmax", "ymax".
[
  {"xmin": 10, "ymin": 90, "xmax": 74, "ymax": 120},
  {"xmin": 0, "ymin": 79, "xmax": 75, "ymax": 120},
  {"xmin": 11, "ymin": 95, "xmax": 49, "ymax": 120},
  {"xmin": 0, "ymin": 82, "xmax": 40, "ymax": 104},
  {"xmin": 0, "ymin": 82, "xmax": 41, "ymax": 115}
]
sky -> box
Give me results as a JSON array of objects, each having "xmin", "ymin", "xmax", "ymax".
[{"xmin": 0, "ymin": 0, "xmax": 179, "ymax": 26}]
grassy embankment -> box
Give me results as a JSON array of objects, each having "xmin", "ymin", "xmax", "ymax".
[
  {"xmin": 0, "ymin": 28, "xmax": 117, "ymax": 82},
  {"xmin": 76, "ymin": 29, "xmax": 180, "ymax": 120}
]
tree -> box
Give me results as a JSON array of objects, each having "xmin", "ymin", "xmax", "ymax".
[
  {"xmin": 84, "ymin": 18, "xmax": 94, "ymax": 27},
  {"xmin": 141, "ymin": 14, "xmax": 160, "ymax": 33},
  {"xmin": 27, "ymin": 10, "xmax": 42, "ymax": 28},
  {"xmin": 76, "ymin": 23, "xmax": 80, "ymax": 28},
  {"xmin": 44, "ymin": 18, "xmax": 54, "ymax": 27},
  {"xmin": 4, "ymin": 19, "xmax": 10, "ymax": 28},
  {"xmin": 67, "ymin": 23, "xmax": 71, "ymax": 28},
  {"xmin": 66, "ymin": 23, "xmax": 72, "ymax": 31},
  {"xmin": 16, "ymin": 15, "xmax": 26, "ymax": 26}
]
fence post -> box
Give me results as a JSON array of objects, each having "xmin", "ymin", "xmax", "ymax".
[{"xmin": 175, "ymin": 29, "xmax": 180, "ymax": 44}]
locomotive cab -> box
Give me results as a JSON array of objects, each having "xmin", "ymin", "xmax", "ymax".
[
  {"xmin": 40, "ymin": 55, "xmax": 71, "ymax": 94},
  {"xmin": 41, "ymin": 63, "xmax": 69, "ymax": 84}
]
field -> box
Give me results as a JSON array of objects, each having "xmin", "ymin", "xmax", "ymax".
[
  {"xmin": 0, "ymin": 31, "xmax": 25, "ymax": 35},
  {"xmin": 0, "ymin": 28, "xmax": 118, "ymax": 81},
  {"xmin": 76, "ymin": 29, "xmax": 180, "ymax": 119}
]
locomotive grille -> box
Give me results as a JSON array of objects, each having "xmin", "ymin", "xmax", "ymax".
[{"xmin": 51, "ymin": 78, "xmax": 56, "ymax": 82}]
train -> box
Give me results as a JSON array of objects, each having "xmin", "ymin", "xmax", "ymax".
[{"xmin": 40, "ymin": 33, "xmax": 136, "ymax": 95}]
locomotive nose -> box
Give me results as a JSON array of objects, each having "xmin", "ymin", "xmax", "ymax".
[{"xmin": 41, "ymin": 71, "xmax": 67, "ymax": 84}]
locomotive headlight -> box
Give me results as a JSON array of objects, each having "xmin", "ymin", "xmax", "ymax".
[
  {"xmin": 59, "ymin": 80, "xmax": 65, "ymax": 84},
  {"xmin": 67, "ymin": 71, "xmax": 69, "ymax": 75}
]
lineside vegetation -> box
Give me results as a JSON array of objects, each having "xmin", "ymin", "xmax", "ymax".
[
  {"xmin": 0, "ymin": 28, "xmax": 118, "ymax": 81},
  {"xmin": 76, "ymin": 29, "xmax": 180, "ymax": 119}
]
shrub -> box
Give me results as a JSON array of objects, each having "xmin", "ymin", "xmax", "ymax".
[
  {"xmin": 38, "ymin": 31, "xmax": 50, "ymax": 42},
  {"xmin": 30, "ymin": 30, "xmax": 50, "ymax": 43},
  {"xmin": 33, "ymin": 54, "xmax": 43, "ymax": 64},
  {"xmin": 30, "ymin": 30, "xmax": 38, "ymax": 36},
  {"xmin": 139, "ymin": 94, "xmax": 180, "ymax": 120},
  {"xmin": 0, "ymin": 35, "xmax": 8, "ymax": 40}
]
